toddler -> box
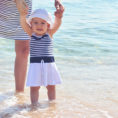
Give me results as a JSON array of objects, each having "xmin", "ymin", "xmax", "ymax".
[{"xmin": 20, "ymin": 3, "xmax": 64, "ymax": 105}]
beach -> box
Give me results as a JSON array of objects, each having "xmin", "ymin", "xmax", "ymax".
[{"xmin": 0, "ymin": 0, "xmax": 118, "ymax": 117}]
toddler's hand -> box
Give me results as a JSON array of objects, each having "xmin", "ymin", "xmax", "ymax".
[{"xmin": 55, "ymin": 3, "xmax": 65, "ymax": 18}]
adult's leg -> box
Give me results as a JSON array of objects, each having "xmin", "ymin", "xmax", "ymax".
[
  {"xmin": 30, "ymin": 87, "xmax": 40, "ymax": 105},
  {"xmin": 14, "ymin": 40, "xmax": 29, "ymax": 92},
  {"xmin": 46, "ymin": 85, "xmax": 56, "ymax": 100}
]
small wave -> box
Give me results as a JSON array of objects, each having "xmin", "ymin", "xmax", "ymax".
[{"xmin": 99, "ymin": 110, "xmax": 113, "ymax": 118}]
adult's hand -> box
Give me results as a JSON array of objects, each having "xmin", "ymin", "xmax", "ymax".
[
  {"xmin": 55, "ymin": 3, "xmax": 64, "ymax": 18},
  {"xmin": 55, "ymin": 0, "xmax": 61, "ymax": 10},
  {"xmin": 15, "ymin": 0, "xmax": 28, "ymax": 16}
]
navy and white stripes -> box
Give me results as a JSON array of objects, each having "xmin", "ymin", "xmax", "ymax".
[
  {"xmin": 30, "ymin": 33, "xmax": 54, "ymax": 58},
  {"xmin": 0, "ymin": 0, "xmax": 32, "ymax": 40}
]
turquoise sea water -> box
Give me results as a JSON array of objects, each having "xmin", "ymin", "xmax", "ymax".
[{"xmin": 0, "ymin": 0, "xmax": 118, "ymax": 117}]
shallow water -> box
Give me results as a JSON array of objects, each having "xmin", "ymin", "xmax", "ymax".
[{"xmin": 0, "ymin": 0, "xmax": 118, "ymax": 117}]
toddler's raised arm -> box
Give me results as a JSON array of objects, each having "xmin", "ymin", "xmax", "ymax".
[
  {"xmin": 20, "ymin": 14, "xmax": 32, "ymax": 36},
  {"xmin": 49, "ymin": 2, "xmax": 64, "ymax": 37}
]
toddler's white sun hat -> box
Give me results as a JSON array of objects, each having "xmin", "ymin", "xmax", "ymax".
[{"xmin": 27, "ymin": 9, "xmax": 53, "ymax": 26}]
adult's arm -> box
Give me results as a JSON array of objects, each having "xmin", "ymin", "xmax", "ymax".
[{"xmin": 14, "ymin": 0, "xmax": 29, "ymax": 15}]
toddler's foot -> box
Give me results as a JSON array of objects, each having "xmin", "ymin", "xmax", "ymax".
[
  {"xmin": 49, "ymin": 99, "xmax": 56, "ymax": 103},
  {"xmin": 30, "ymin": 102, "xmax": 39, "ymax": 110},
  {"xmin": 31, "ymin": 102, "xmax": 39, "ymax": 106}
]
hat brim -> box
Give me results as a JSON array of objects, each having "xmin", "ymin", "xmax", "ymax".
[{"xmin": 27, "ymin": 14, "xmax": 53, "ymax": 27}]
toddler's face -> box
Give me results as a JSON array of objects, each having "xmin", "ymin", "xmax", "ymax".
[{"xmin": 31, "ymin": 18, "xmax": 50, "ymax": 35}]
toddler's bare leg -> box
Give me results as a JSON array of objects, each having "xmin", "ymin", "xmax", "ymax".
[
  {"xmin": 30, "ymin": 87, "xmax": 40, "ymax": 105},
  {"xmin": 46, "ymin": 85, "xmax": 56, "ymax": 100}
]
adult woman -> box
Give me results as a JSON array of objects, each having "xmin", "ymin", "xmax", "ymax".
[{"xmin": 0, "ymin": 0, "xmax": 61, "ymax": 93}]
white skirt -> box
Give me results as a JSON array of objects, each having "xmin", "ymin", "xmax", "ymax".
[{"xmin": 26, "ymin": 62, "xmax": 62, "ymax": 87}]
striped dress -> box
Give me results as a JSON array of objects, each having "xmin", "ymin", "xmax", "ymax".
[
  {"xmin": 26, "ymin": 33, "xmax": 62, "ymax": 87},
  {"xmin": 0, "ymin": 0, "xmax": 32, "ymax": 40}
]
